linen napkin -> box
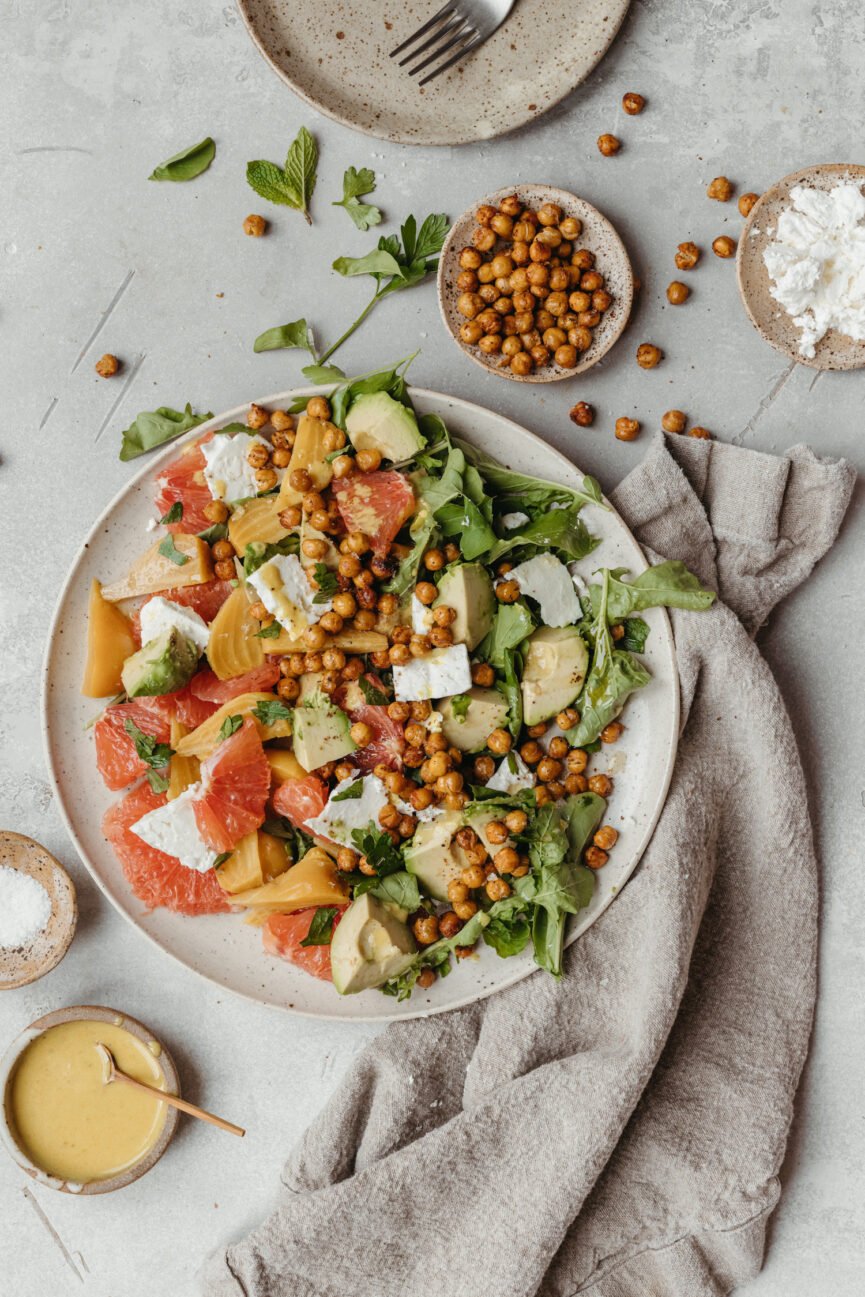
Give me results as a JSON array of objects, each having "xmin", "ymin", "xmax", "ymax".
[{"xmin": 200, "ymin": 434, "xmax": 854, "ymax": 1297}]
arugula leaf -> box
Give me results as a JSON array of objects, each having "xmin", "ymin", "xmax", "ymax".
[
  {"xmin": 219, "ymin": 715, "xmax": 243, "ymax": 740},
  {"xmin": 488, "ymin": 504, "xmax": 597, "ymax": 564},
  {"xmin": 251, "ymin": 699, "xmax": 292, "ymax": 726},
  {"xmin": 242, "ymin": 535, "xmax": 299, "ymax": 577},
  {"xmin": 526, "ymin": 793, "xmax": 604, "ymax": 976},
  {"xmin": 255, "ymin": 621, "xmax": 282, "ymax": 639},
  {"xmin": 350, "ymin": 826, "xmax": 404, "ymax": 879},
  {"xmin": 570, "ymin": 570, "xmax": 650, "ymax": 747},
  {"xmin": 119, "ymin": 404, "xmax": 212, "ymax": 461},
  {"xmin": 456, "ymin": 439, "xmax": 606, "ymax": 514},
  {"xmin": 158, "ymin": 535, "xmax": 190, "ymax": 567},
  {"xmin": 482, "ymin": 895, "xmax": 531, "ymax": 957},
  {"xmin": 301, "ymin": 364, "xmax": 346, "ymax": 384},
  {"xmin": 385, "ymin": 446, "xmax": 465, "ymax": 596},
  {"xmin": 328, "ymin": 358, "xmax": 416, "ymax": 430},
  {"xmin": 332, "ymin": 780, "xmax": 363, "ymax": 802},
  {"xmin": 246, "ymin": 126, "xmax": 318, "ymax": 223},
  {"xmin": 149, "ymin": 136, "xmax": 215, "ymax": 182},
  {"xmin": 359, "ymin": 676, "xmax": 390, "ymax": 706},
  {"xmin": 312, "ymin": 563, "xmax": 339, "ymax": 603},
  {"xmin": 620, "ymin": 617, "xmax": 650, "ymax": 653},
  {"xmin": 370, "ymin": 871, "xmax": 422, "ymax": 913},
  {"xmin": 253, "ymin": 318, "xmax": 315, "ymax": 355},
  {"xmin": 383, "ymin": 909, "xmax": 490, "ymax": 1001},
  {"xmin": 499, "ymin": 648, "xmax": 523, "ymax": 740},
  {"xmin": 159, "ymin": 501, "xmax": 183, "ymax": 525},
  {"xmin": 450, "ymin": 694, "xmax": 471, "ymax": 721},
  {"xmin": 592, "ymin": 561, "xmax": 717, "ymax": 620},
  {"xmin": 123, "ymin": 719, "xmax": 173, "ymax": 772},
  {"xmin": 435, "ymin": 496, "xmax": 496, "ymax": 560},
  {"xmin": 332, "ymin": 166, "xmax": 382, "ymax": 230},
  {"xmin": 299, "ymin": 906, "xmax": 339, "ymax": 946},
  {"xmin": 476, "ymin": 602, "xmax": 535, "ymax": 668}
]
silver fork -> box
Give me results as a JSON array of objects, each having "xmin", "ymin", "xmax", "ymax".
[{"xmin": 389, "ymin": 0, "xmax": 517, "ymax": 88}]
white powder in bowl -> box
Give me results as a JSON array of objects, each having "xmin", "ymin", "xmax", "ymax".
[
  {"xmin": 762, "ymin": 181, "xmax": 865, "ymax": 358},
  {"xmin": 0, "ymin": 865, "xmax": 52, "ymax": 948}
]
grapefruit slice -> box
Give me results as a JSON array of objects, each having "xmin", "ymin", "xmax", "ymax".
[
  {"xmin": 154, "ymin": 436, "xmax": 214, "ymax": 535},
  {"xmin": 262, "ymin": 907, "xmax": 346, "ymax": 981},
  {"xmin": 192, "ymin": 716, "xmax": 270, "ymax": 852},
  {"xmin": 331, "ymin": 470, "xmax": 415, "ymax": 557},
  {"xmin": 102, "ymin": 783, "xmax": 229, "ymax": 915},
  {"xmin": 94, "ymin": 697, "xmax": 174, "ymax": 791},
  {"xmin": 190, "ymin": 663, "xmax": 280, "ymax": 703},
  {"xmin": 347, "ymin": 704, "xmax": 405, "ymax": 772},
  {"xmin": 168, "ymin": 682, "xmax": 218, "ymax": 731},
  {"xmin": 271, "ymin": 775, "xmax": 329, "ymax": 831}
]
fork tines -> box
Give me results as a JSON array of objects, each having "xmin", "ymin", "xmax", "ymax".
[{"xmin": 390, "ymin": 4, "xmax": 481, "ymax": 87}]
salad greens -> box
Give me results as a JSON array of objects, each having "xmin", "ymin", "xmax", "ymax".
[
  {"xmin": 332, "ymin": 166, "xmax": 382, "ymax": 231},
  {"xmin": 246, "ymin": 126, "xmax": 318, "ymax": 224},
  {"xmin": 149, "ymin": 137, "xmax": 215, "ymax": 183},
  {"xmin": 119, "ymin": 404, "xmax": 212, "ymax": 462}
]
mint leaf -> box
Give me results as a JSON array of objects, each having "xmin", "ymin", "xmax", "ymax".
[
  {"xmin": 149, "ymin": 137, "xmax": 215, "ymax": 182},
  {"xmin": 332, "ymin": 780, "xmax": 363, "ymax": 802},
  {"xmin": 119, "ymin": 404, "xmax": 212, "ymax": 462},
  {"xmin": 159, "ymin": 501, "xmax": 183, "ymax": 525},
  {"xmin": 246, "ymin": 158, "xmax": 301, "ymax": 208},
  {"xmin": 198, "ymin": 522, "xmax": 228, "ymax": 545},
  {"xmin": 251, "ymin": 699, "xmax": 292, "ymax": 726},
  {"xmin": 371, "ymin": 871, "xmax": 421, "ymax": 913},
  {"xmin": 283, "ymin": 126, "xmax": 318, "ymax": 223},
  {"xmin": 299, "ymin": 906, "xmax": 338, "ymax": 947},
  {"xmin": 219, "ymin": 715, "xmax": 243, "ymax": 740},
  {"xmin": 333, "ymin": 166, "xmax": 382, "ymax": 231},
  {"xmin": 253, "ymin": 318, "xmax": 315, "ymax": 355},
  {"xmin": 123, "ymin": 718, "xmax": 173, "ymax": 771},
  {"xmin": 158, "ymin": 535, "xmax": 190, "ymax": 566}
]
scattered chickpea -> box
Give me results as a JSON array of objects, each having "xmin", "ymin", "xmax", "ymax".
[
  {"xmin": 331, "ymin": 455, "xmax": 354, "ymax": 479},
  {"xmin": 246, "ymin": 403, "xmax": 269, "ymax": 430},
  {"xmin": 565, "ymin": 772, "xmax": 588, "ymax": 795},
  {"xmin": 707, "ymin": 176, "xmax": 733, "ymax": 202},
  {"xmin": 415, "ymin": 581, "xmax": 438, "ymax": 606},
  {"xmin": 503, "ymin": 810, "xmax": 528, "ymax": 835},
  {"xmin": 472, "ymin": 662, "xmax": 495, "ymax": 687},
  {"xmin": 738, "ymin": 192, "xmax": 760, "ymax": 218},
  {"xmin": 255, "ymin": 467, "xmax": 279, "ymax": 492},
  {"xmin": 688, "ymin": 426, "xmax": 712, "ymax": 440},
  {"xmin": 601, "ymin": 721, "xmax": 624, "ymax": 743},
  {"xmin": 594, "ymin": 825, "xmax": 619, "ymax": 851},
  {"xmin": 615, "ymin": 417, "xmax": 641, "ymax": 442},
  {"xmin": 95, "ymin": 353, "xmax": 119, "ymax": 377},
  {"xmin": 485, "ymin": 820, "xmax": 509, "ymax": 845},
  {"xmin": 306, "ymin": 396, "xmax": 332, "ymax": 421},
  {"xmin": 487, "ymin": 729, "xmax": 512, "ymax": 755},
  {"xmin": 567, "ymin": 749, "xmax": 589, "ymax": 773},
  {"xmin": 666, "ymin": 281, "xmax": 690, "ymax": 306},
  {"xmin": 474, "ymin": 755, "xmax": 495, "ymax": 782},
  {"xmin": 622, "ymin": 91, "xmax": 645, "ymax": 115},
  {"xmin": 413, "ymin": 915, "xmax": 440, "ymax": 945},
  {"xmin": 556, "ymin": 708, "xmax": 579, "ymax": 731},
  {"xmin": 675, "ymin": 241, "xmax": 701, "ymax": 271},
  {"xmin": 712, "ymin": 235, "xmax": 737, "ymax": 259},
  {"xmin": 585, "ymin": 846, "xmax": 609, "ymax": 869},
  {"xmin": 213, "ymin": 560, "xmax": 236, "ymax": 580},
  {"xmin": 597, "ymin": 133, "xmax": 621, "ymax": 156},
  {"xmin": 271, "ymin": 410, "xmax": 294, "ymax": 433},
  {"xmin": 662, "ymin": 409, "xmax": 687, "ymax": 434},
  {"xmin": 495, "ymin": 579, "xmax": 521, "ymax": 604},
  {"xmin": 588, "ymin": 773, "xmax": 613, "ymax": 797},
  {"xmin": 303, "ymin": 624, "xmax": 327, "ymax": 652},
  {"xmin": 636, "ymin": 343, "xmax": 663, "ymax": 369},
  {"xmin": 416, "ymin": 967, "xmax": 437, "ymax": 989},
  {"xmin": 243, "ymin": 214, "xmax": 267, "ymax": 237},
  {"xmin": 453, "ymin": 899, "xmax": 479, "ymax": 922},
  {"xmin": 520, "ymin": 740, "xmax": 543, "ymax": 765},
  {"xmin": 486, "ymin": 877, "xmax": 512, "ymax": 901}
]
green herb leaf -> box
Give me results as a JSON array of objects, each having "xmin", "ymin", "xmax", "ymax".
[
  {"xmin": 450, "ymin": 694, "xmax": 471, "ymax": 722},
  {"xmin": 620, "ymin": 617, "xmax": 650, "ymax": 653},
  {"xmin": 283, "ymin": 125, "xmax": 318, "ymax": 223},
  {"xmin": 219, "ymin": 715, "xmax": 243, "ymax": 740},
  {"xmin": 255, "ymin": 621, "xmax": 282, "ymax": 639},
  {"xmin": 146, "ymin": 769, "xmax": 171, "ymax": 794},
  {"xmin": 301, "ymin": 364, "xmax": 346, "ymax": 384},
  {"xmin": 488, "ymin": 504, "xmax": 597, "ymax": 564},
  {"xmin": 159, "ymin": 501, "xmax": 184, "ymax": 525},
  {"xmin": 482, "ymin": 895, "xmax": 531, "ymax": 957},
  {"xmin": 456, "ymin": 439, "xmax": 606, "ymax": 515},
  {"xmin": 242, "ymin": 535, "xmax": 299, "ymax": 577},
  {"xmin": 350, "ymin": 826, "xmax": 404, "ymax": 880},
  {"xmin": 253, "ymin": 318, "xmax": 315, "ymax": 355},
  {"xmin": 251, "ymin": 699, "xmax": 292, "ymax": 726},
  {"xmin": 158, "ymin": 535, "xmax": 191, "ymax": 567},
  {"xmin": 570, "ymin": 570, "xmax": 651, "ymax": 748},
  {"xmin": 119, "ymin": 404, "xmax": 212, "ymax": 462},
  {"xmin": 332, "ymin": 248, "xmax": 405, "ymax": 280},
  {"xmin": 123, "ymin": 718, "xmax": 173, "ymax": 771},
  {"xmin": 476, "ymin": 602, "xmax": 535, "ymax": 669},
  {"xmin": 332, "ymin": 780, "xmax": 364, "ymax": 802},
  {"xmin": 526, "ymin": 793, "xmax": 604, "ymax": 976},
  {"xmin": 312, "ymin": 563, "xmax": 339, "ymax": 603},
  {"xmin": 299, "ymin": 906, "xmax": 339, "ymax": 946},
  {"xmin": 371, "ymin": 871, "xmax": 421, "ymax": 913},
  {"xmin": 499, "ymin": 648, "xmax": 523, "ymax": 740},
  {"xmin": 149, "ymin": 136, "xmax": 215, "ymax": 183},
  {"xmin": 197, "ymin": 523, "xmax": 227, "ymax": 545},
  {"xmin": 382, "ymin": 907, "xmax": 491, "ymax": 1000},
  {"xmin": 412, "ymin": 212, "xmax": 450, "ymax": 262},
  {"xmin": 591, "ymin": 561, "xmax": 717, "ymax": 620},
  {"xmin": 333, "ymin": 166, "xmax": 382, "ymax": 231},
  {"xmin": 213, "ymin": 852, "xmax": 232, "ymax": 869},
  {"xmin": 359, "ymin": 676, "xmax": 390, "ymax": 706}
]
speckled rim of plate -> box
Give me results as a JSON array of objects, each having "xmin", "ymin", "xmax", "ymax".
[
  {"xmin": 0, "ymin": 1005, "xmax": 180, "ymax": 1195},
  {"xmin": 236, "ymin": 0, "xmax": 632, "ymax": 147},
  {"xmin": 0, "ymin": 833, "xmax": 77, "ymax": 990},
  {"xmin": 736, "ymin": 162, "xmax": 865, "ymax": 371},
  {"xmin": 438, "ymin": 184, "xmax": 634, "ymax": 382},
  {"xmin": 41, "ymin": 386, "xmax": 679, "ymax": 1023}
]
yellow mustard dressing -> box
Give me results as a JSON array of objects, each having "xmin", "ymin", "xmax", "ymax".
[{"xmin": 8, "ymin": 1020, "xmax": 168, "ymax": 1183}]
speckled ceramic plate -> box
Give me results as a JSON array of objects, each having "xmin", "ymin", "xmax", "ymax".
[
  {"xmin": 0, "ymin": 834, "xmax": 77, "ymax": 990},
  {"xmin": 737, "ymin": 163, "xmax": 865, "ymax": 371},
  {"xmin": 438, "ymin": 185, "xmax": 633, "ymax": 381},
  {"xmin": 237, "ymin": 0, "xmax": 632, "ymax": 146},
  {"xmin": 42, "ymin": 388, "xmax": 678, "ymax": 1022}
]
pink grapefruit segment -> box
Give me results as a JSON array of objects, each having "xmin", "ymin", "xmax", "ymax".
[
  {"xmin": 271, "ymin": 776, "xmax": 329, "ymax": 831},
  {"xmin": 94, "ymin": 697, "xmax": 174, "ymax": 792},
  {"xmin": 193, "ymin": 717, "xmax": 270, "ymax": 852},
  {"xmin": 262, "ymin": 907, "xmax": 346, "ymax": 981},
  {"xmin": 331, "ymin": 471, "xmax": 415, "ymax": 557},
  {"xmin": 154, "ymin": 435, "xmax": 214, "ymax": 536},
  {"xmin": 190, "ymin": 663, "xmax": 280, "ymax": 703}
]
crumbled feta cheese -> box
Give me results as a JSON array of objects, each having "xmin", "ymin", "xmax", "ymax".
[
  {"xmin": 486, "ymin": 752, "xmax": 536, "ymax": 793},
  {"xmin": 509, "ymin": 553, "xmax": 582, "ymax": 627},
  {"xmin": 131, "ymin": 785, "xmax": 218, "ymax": 873},
  {"xmin": 139, "ymin": 596, "xmax": 210, "ymax": 653},
  {"xmin": 201, "ymin": 434, "xmax": 285, "ymax": 503},
  {"xmin": 392, "ymin": 644, "xmax": 472, "ymax": 702},
  {"xmin": 305, "ymin": 775, "xmax": 389, "ymax": 847},
  {"xmin": 568, "ymin": 564, "xmax": 590, "ymax": 602},
  {"xmin": 145, "ymin": 518, "xmax": 159, "ymax": 532},
  {"xmin": 425, "ymin": 709, "xmax": 444, "ymax": 733},
  {"xmin": 394, "ymin": 796, "xmax": 444, "ymax": 823},
  {"xmin": 501, "ymin": 511, "xmax": 530, "ymax": 530},
  {"xmin": 248, "ymin": 553, "xmax": 331, "ymax": 638},
  {"xmin": 411, "ymin": 594, "xmax": 434, "ymax": 635}
]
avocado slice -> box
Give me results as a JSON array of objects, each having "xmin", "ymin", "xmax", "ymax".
[
  {"xmin": 521, "ymin": 626, "xmax": 589, "ymax": 726},
  {"xmin": 291, "ymin": 695, "xmax": 356, "ymax": 771},
  {"xmin": 345, "ymin": 391, "xmax": 424, "ymax": 463},
  {"xmin": 434, "ymin": 563, "xmax": 495, "ymax": 651},
  {"xmin": 404, "ymin": 810, "xmax": 464, "ymax": 901},
  {"xmin": 331, "ymin": 893, "xmax": 417, "ymax": 995},
  {"xmin": 438, "ymin": 687, "xmax": 508, "ymax": 752},
  {"xmin": 121, "ymin": 628, "xmax": 199, "ymax": 698}
]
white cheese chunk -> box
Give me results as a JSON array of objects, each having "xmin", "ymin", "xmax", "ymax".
[
  {"xmin": 248, "ymin": 553, "xmax": 331, "ymax": 638},
  {"xmin": 392, "ymin": 644, "xmax": 472, "ymax": 702},
  {"xmin": 394, "ymin": 795, "xmax": 445, "ymax": 824},
  {"xmin": 411, "ymin": 593, "xmax": 434, "ymax": 635},
  {"xmin": 201, "ymin": 434, "xmax": 285, "ymax": 503},
  {"xmin": 139, "ymin": 596, "xmax": 210, "ymax": 653},
  {"xmin": 501, "ymin": 511, "xmax": 530, "ymax": 531},
  {"xmin": 509, "ymin": 553, "xmax": 582, "ymax": 628},
  {"xmin": 305, "ymin": 775, "xmax": 389, "ymax": 847},
  {"xmin": 130, "ymin": 785, "xmax": 218, "ymax": 873},
  {"xmin": 486, "ymin": 752, "xmax": 536, "ymax": 794}
]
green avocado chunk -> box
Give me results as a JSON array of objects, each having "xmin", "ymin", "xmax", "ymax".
[
  {"xmin": 404, "ymin": 810, "xmax": 464, "ymax": 901},
  {"xmin": 292, "ymin": 695, "xmax": 356, "ymax": 771},
  {"xmin": 438, "ymin": 687, "xmax": 508, "ymax": 752},
  {"xmin": 434, "ymin": 562, "xmax": 494, "ymax": 651},
  {"xmin": 331, "ymin": 893, "xmax": 417, "ymax": 995},
  {"xmin": 345, "ymin": 391, "xmax": 424, "ymax": 463},
  {"xmin": 121, "ymin": 628, "xmax": 199, "ymax": 698},
  {"xmin": 521, "ymin": 625, "xmax": 589, "ymax": 725}
]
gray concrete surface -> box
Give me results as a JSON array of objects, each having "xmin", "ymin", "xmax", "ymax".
[{"xmin": 1, "ymin": 1, "xmax": 863, "ymax": 1293}]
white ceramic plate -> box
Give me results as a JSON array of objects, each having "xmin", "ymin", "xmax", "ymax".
[
  {"xmin": 43, "ymin": 388, "xmax": 679, "ymax": 1022},
  {"xmin": 237, "ymin": 0, "xmax": 632, "ymax": 147}
]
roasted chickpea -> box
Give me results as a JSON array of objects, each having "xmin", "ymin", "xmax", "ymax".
[
  {"xmin": 415, "ymin": 581, "xmax": 438, "ymax": 606},
  {"xmin": 738, "ymin": 191, "xmax": 760, "ymax": 217},
  {"xmin": 537, "ymin": 757, "xmax": 563, "ymax": 783},
  {"xmin": 213, "ymin": 559, "xmax": 235, "ymax": 580},
  {"xmin": 536, "ymin": 226, "xmax": 562, "ymax": 249},
  {"xmin": 413, "ymin": 914, "xmax": 440, "ymax": 945},
  {"xmin": 479, "ymin": 283, "xmax": 498, "ymax": 305},
  {"xmin": 460, "ymin": 246, "xmax": 483, "ymax": 270},
  {"xmin": 499, "ymin": 811, "xmax": 526, "ymax": 837},
  {"xmin": 636, "ymin": 343, "xmax": 663, "ymax": 369},
  {"xmin": 486, "ymin": 876, "xmax": 512, "ymax": 901},
  {"xmin": 437, "ymin": 912, "xmax": 462, "ymax": 941},
  {"xmin": 597, "ymin": 133, "xmax": 621, "ymax": 156},
  {"xmin": 211, "ymin": 539, "xmax": 235, "ymax": 562},
  {"xmin": 667, "ymin": 281, "xmax": 690, "ymax": 305},
  {"xmin": 712, "ymin": 235, "xmax": 736, "ymax": 258},
  {"xmin": 202, "ymin": 499, "xmax": 229, "ymax": 525},
  {"xmin": 675, "ymin": 241, "xmax": 701, "ymax": 271},
  {"xmin": 484, "ymin": 820, "xmax": 509, "ymax": 846},
  {"xmin": 526, "ymin": 262, "xmax": 549, "ymax": 287},
  {"xmin": 245, "ymin": 403, "xmax": 268, "ymax": 430},
  {"xmin": 622, "ymin": 91, "xmax": 645, "ymax": 115},
  {"xmin": 688, "ymin": 426, "xmax": 712, "ymax": 440},
  {"xmin": 457, "ymin": 291, "xmax": 484, "ymax": 320},
  {"xmin": 477, "ymin": 309, "xmax": 502, "ymax": 335},
  {"xmin": 662, "ymin": 409, "xmax": 687, "ymax": 434},
  {"xmin": 475, "ymin": 204, "xmax": 496, "ymax": 227},
  {"xmin": 489, "ymin": 212, "xmax": 513, "ymax": 239},
  {"xmin": 529, "ymin": 238, "xmax": 552, "ymax": 264},
  {"xmin": 569, "ymin": 401, "xmax": 594, "ymax": 428},
  {"xmin": 557, "ymin": 708, "xmax": 580, "ymax": 731},
  {"xmin": 303, "ymin": 396, "xmax": 329, "ymax": 422},
  {"xmin": 356, "ymin": 448, "xmax": 382, "ymax": 473},
  {"xmin": 518, "ymin": 740, "xmax": 542, "ymax": 766},
  {"xmin": 594, "ymin": 825, "xmax": 619, "ymax": 851},
  {"xmin": 456, "ymin": 269, "xmax": 480, "ymax": 293},
  {"xmin": 601, "ymin": 721, "xmax": 624, "ymax": 744},
  {"xmin": 569, "ymin": 326, "xmax": 594, "ymax": 352},
  {"xmin": 555, "ymin": 344, "xmax": 578, "ymax": 368},
  {"xmin": 510, "ymin": 240, "xmax": 530, "ymax": 266},
  {"xmin": 565, "ymin": 772, "xmax": 588, "ymax": 795},
  {"xmin": 331, "ymin": 454, "xmax": 354, "ymax": 479},
  {"xmin": 577, "ymin": 310, "xmax": 601, "ymax": 329},
  {"xmin": 585, "ymin": 845, "xmax": 609, "ymax": 869},
  {"xmin": 453, "ymin": 899, "xmax": 478, "ymax": 922},
  {"xmin": 543, "ymin": 290, "xmax": 568, "ymax": 318},
  {"xmin": 473, "ymin": 755, "xmax": 495, "ymax": 782},
  {"xmin": 615, "ymin": 417, "xmax": 641, "ymax": 442},
  {"xmin": 472, "ymin": 226, "xmax": 497, "ymax": 252},
  {"xmin": 592, "ymin": 289, "xmax": 613, "ymax": 313},
  {"xmin": 588, "ymin": 773, "xmax": 613, "ymax": 797},
  {"xmin": 528, "ymin": 344, "xmax": 549, "ymax": 367},
  {"xmin": 707, "ymin": 175, "xmax": 733, "ymax": 202},
  {"xmin": 559, "ymin": 215, "xmax": 582, "ymax": 240},
  {"xmin": 495, "ymin": 578, "xmax": 521, "ymax": 604}
]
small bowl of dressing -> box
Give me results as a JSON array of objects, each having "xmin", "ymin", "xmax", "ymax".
[{"xmin": 0, "ymin": 1005, "xmax": 180, "ymax": 1194}]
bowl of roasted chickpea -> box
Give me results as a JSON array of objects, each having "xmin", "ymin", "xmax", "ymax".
[{"xmin": 438, "ymin": 185, "xmax": 634, "ymax": 382}]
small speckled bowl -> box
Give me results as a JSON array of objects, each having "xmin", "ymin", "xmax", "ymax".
[
  {"xmin": 0, "ymin": 1005, "xmax": 179, "ymax": 1195},
  {"xmin": 0, "ymin": 833, "xmax": 77, "ymax": 990},
  {"xmin": 438, "ymin": 185, "xmax": 634, "ymax": 383},
  {"xmin": 737, "ymin": 162, "xmax": 865, "ymax": 371}
]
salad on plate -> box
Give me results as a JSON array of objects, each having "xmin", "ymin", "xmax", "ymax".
[{"xmin": 84, "ymin": 361, "xmax": 715, "ymax": 1001}]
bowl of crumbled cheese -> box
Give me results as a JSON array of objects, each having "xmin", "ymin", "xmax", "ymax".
[
  {"xmin": 0, "ymin": 833, "xmax": 77, "ymax": 989},
  {"xmin": 737, "ymin": 162, "xmax": 865, "ymax": 370}
]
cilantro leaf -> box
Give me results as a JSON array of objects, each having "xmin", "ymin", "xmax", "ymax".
[
  {"xmin": 159, "ymin": 501, "xmax": 183, "ymax": 525},
  {"xmin": 299, "ymin": 906, "xmax": 339, "ymax": 947},
  {"xmin": 123, "ymin": 719, "xmax": 173, "ymax": 771},
  {"xmin": 350, "ymin": 826, "xmax": 404, "ymax": 879},
  {"xmin": 332, "ymin": 780, "xmax": 364, "ymax": 802},
  {"xmin": 219, "ymin": 715, "xmax": 243, "ymax": 740},
  {"xmin": 158, "ymin": 535, "xmax": 190, "ymax": 566},
  {"xmin": 119, "ymin": 404, "xmax": 212, "ymax": 462},
  {"xmin": 253, "ymin": 318, "xmax": 315, "ymax": 355},
  {"xmin": 251, "ymin": 699, "xmax": 292, "ymax": 726},
  {"xmin": 333, "ymin": 166, "xmax": 382, "ymax": 231},
  {"xmin": 149, "ymin": 136, "xmax": 215, "ymax": 182}
]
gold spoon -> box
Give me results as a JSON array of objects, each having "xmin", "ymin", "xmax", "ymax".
[{"xmin": 95, "ymin": 1043, "xmax": 245, "ymax": 1138}]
